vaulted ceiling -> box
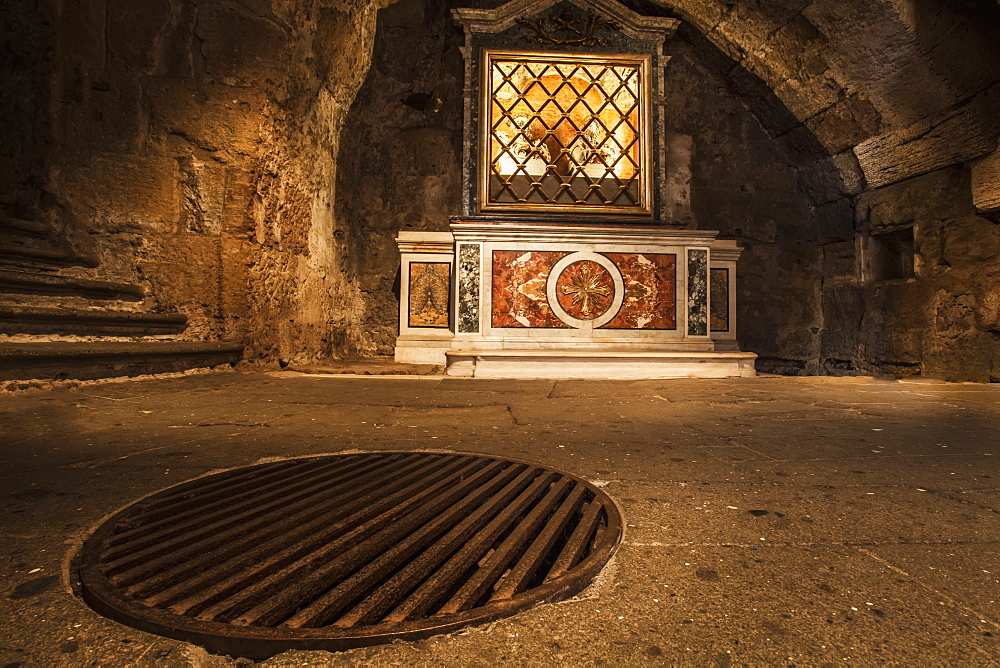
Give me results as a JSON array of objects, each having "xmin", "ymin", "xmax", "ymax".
[{"xmin": 644, "ymin": 0, "xmax": 999, "ymax": 190}]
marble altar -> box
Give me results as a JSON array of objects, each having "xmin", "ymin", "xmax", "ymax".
[
  {"xmin": 393, "ymin": 0, "xmax": 756, "ymax": 378},
  {"xmin": 395, "ymin": 223, "xmax": 756, "ymax": 378}
]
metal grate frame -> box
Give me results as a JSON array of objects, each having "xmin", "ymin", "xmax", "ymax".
[{"xmin": 77, "ymin": 452, "xmax": 622, "ymax": 659}]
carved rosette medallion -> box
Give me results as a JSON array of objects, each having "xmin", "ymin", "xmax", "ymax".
[
  {"xmin": 555, "ymin": 260, "xmax": 614, "ymax": 320},
  {"xmin": 546, "ymin": 252, "xmax": 625, "ymax": 328}
]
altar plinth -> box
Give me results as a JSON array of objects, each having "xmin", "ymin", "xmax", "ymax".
[{"xmin": 395, "ymin": 221, "xmax": 756, "ymax": 378}]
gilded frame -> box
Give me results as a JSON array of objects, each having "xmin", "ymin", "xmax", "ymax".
[{"xmin": 478, "ymin": 49, "xmax": 653, "ymax": 217}]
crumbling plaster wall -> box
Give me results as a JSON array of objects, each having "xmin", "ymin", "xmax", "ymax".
[{"xmin": 42, "ymin": 0, "xmax": 393, "ymax": 365}]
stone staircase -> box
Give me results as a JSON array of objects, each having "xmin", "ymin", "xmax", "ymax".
[{"xmin": 0, "ymin": 214, "xmax": 243, "ymax": 385}]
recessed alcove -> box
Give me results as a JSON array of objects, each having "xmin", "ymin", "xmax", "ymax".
[{"xmin": 869, "ymin": 227, "xmax": 915, "ymax": 283}]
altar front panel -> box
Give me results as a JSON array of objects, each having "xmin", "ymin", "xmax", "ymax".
[{"xmin": 450, "ymin": 221, "xmax": 717, "ymax": 351}]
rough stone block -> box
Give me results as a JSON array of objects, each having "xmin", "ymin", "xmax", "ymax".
[
  {"xmin": 313, "ymin": 6, "xmax": 380, "ymax": 102},
  {"xmin": 813, "ymin": 199, "xmax": 856, "ymax": 245},
  {"xmin": 138, "ymin": 235, "xmax": 223, "ymax": 334},
  {"xmin": 857, "ymin": 166, "xmax": 974, "ymax": 232},
  {"xmin": 971, "ymin": 147, "xmax": 1000, "ymax": 213},
  {"xmin": 867, "ymin": 279, "xmax": 933, "ymax": 361},
  {"xmin": 222, "ymin": 168, "xmax": 257, "ymax": 235},
  {"xmin": 691, "ymin": 189, "xmax": 801, "ymax": 243},
  {"xmin": 274, "ymin": 182, "xmax": 312, "ymax": 255},
  {"xmin": 768, "ymin": 75, "xmax": 837, "ymax": 129},
  {"xmin": 737, "ymin": 84, "xmax": 801, "ymax": 138},
  {"xmin": 64, "ymin": 153, "xmax": 179, "ymax": 235},
  {"xmin": 198, "ymin": 6, "xmax": 290, "ymax": 83},
  {"xmin": 805, "ymin": 94, "xmax": 881, "ymax": 154},
  {"xmin": 60, "ymin": 0, "xmax": 107, "ymax": 70},
  {"xmin": 778, "ymin": 125, "xmax": 829, "ymax": 164},
  {"xmin": 774, "ymin": 329, "xmax": 820, "ymax": 364},
  {"xmin": 822, "ymin": 282, "xmax": 864, "ymax": 328},
  {"xmin": 712, "ymin": 11, "xmax": 780, "ymax": 56},
  {"xmin": 913, "ymin": 220, "xmax": 948, "ymax": 278},
  {"xmin": 864, "ymin": 279, "xmax": 934, "ymax": 348},
  {"xmin": 942, "ymin": 215, "xmax": 1000, "ymax": 266},
  {"xmin": 974, "ymin": 274, "xmax": 1000, "ymax": 334},
  {"xmin": 663, "ymin": 132, "xmax": 693, "ymax": 223},
  {"xmin": 822, "ymin": 241, "xmax": 857, "ymax": 280},
  {"xmin": 146, "ymin": 80, "xmax": 268, "ymax": 159},
  {"xmin": 179, "ymin": 158, "xmax": 226, "ymax": 236},
  {"xmin": 672, "ymin": 0, "xmax": 730, "ymax": 32},
  {"xmin": 108, "ymin": 0, "xmax": 172, "ymax": 73},
  {"xmin": 855, "ymin": 94, "xmax": 998, "ymax": 188},
  {"xmin": 873, "ymin": 327, "xmax": 924, "ymax": 366},
  {"xmin": 220, "ymin": 236, "xmax": 253, "ymax": 340},
  {"xmin": 704, "ymin": 25, "xmax": 747, "ymax": 64},
  {"xmin": 922, "ymin": 328, "xmax": 998, "ymax": 383},
  {"xmin": 87, "ymin": 72, "xmax": 144, "ymax": 154},
  {"xmin": 801, "ymin": 2, "xmax": 957, "ymax": 128},
  {"xmin": 797, "ymin": 152, "xmax": 865, "ymax": 205},
  {"xmin": 819, "ymin": 328, "xmax": 860, "ymax": 364},
  {"xmin": 734, "ymin": 0, "xmax": 812, "ymax": 33},
  {"xmin": 932, "ymin": 288, "xmax": 977, "ymax": 337}
]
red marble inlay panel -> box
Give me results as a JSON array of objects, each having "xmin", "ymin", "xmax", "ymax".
[
  {"xmin": 555, "ymin": 260, "xmax": 615, "ymax": 320},
  {"xmin": 602, "ymin": 253, "xmax": 676, "ymax": 329},
  {"xmin": 492, "ymin": 250, "xmax": 569, "ymax": 328}
]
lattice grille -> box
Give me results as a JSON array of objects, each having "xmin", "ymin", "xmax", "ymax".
[{"xmin": 485, "ymin": 54, "xmax": 645, "ymax": 211}]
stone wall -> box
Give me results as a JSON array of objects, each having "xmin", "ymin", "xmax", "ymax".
[
  {"xmin": 0, "ymin": 0, "xmax": 56, "ymax": 220},
  {"xmin": 650, "ymin": 0, "xmax": 1000, "ymax": 381},
  {"xmin": 335, "ymin": 0, "xmax": 467, "ymax": 355},
  {"xmin": 37, "ymin": 0, "xmax": 392, "ymax": 366},
  {"xmin": 850, "ymin": 167, "xmax": 1000, "ymax": 382},
  {"xmin": 666, "ymin": 27, "xmax": 838, "ymax": 375}
]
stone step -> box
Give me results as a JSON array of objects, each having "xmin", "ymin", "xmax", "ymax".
[
  {"xmin": 0, "ymin": 219, "xmax": 99, "ymax": 269},
  {"xmin": 0, "ymin": 341, "xmax": 244, "ymax": 382},
  {"xmin": 0, "ymin": 236, "xmax": 100, "ymax": 268},
  {"xmin": 0, "ymin": 270, "xmax": 145, "ymax": 301},
  {"xmin": 0, "ymin": 305, "xmax": 187, "ymax": 336},
  {"xmin": 289, "ymin": 357, "xmax": 443, "ymax": 376},
  {"xmin": 444, "ymin": 349, "xmax": 758, "ymax": 379},
  {"xmin": 0, "ymin": 215, "xmax": 52, "ymax": 238}
]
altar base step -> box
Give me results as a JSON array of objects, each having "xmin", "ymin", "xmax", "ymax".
[{"xmin": 445, "ymin": 349, "xmax": 756, "ymax": 379}]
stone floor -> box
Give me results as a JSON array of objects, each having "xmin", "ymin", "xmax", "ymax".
[{"xmin": 2, "ymin": 370, "xmax": 999, "ymax": 666}]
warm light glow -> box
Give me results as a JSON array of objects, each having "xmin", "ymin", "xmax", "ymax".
[{"xmin": 485, "ymin": 54, "xmax": 645, "ymax": 209}]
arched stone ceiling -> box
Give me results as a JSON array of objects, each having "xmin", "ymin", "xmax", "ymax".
[{"xmin": 646, "ymin": 0, "xmax": 1000, "ymax": 188}]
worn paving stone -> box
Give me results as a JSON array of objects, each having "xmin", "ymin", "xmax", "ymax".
[
  {"xmin": 0, "ymin": 372, "xmax": 998, "ymax": 666},
  {"xmin": 610, "ymin": 480, "xmax": 1000, "ymax": 547},
  {"xmin": 740, "ymin": 453, "xmax": 1000, "ymax": 488}
]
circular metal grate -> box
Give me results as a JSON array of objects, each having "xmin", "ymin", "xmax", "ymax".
[{"xmin": 78, "ymin": 452, "xmax": 622, "ymax": 658}]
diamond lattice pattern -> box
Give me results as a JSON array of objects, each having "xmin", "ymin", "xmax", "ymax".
[{"xmin": 487, "ymin": 58, "xmax": 643, "ymax": 209}]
